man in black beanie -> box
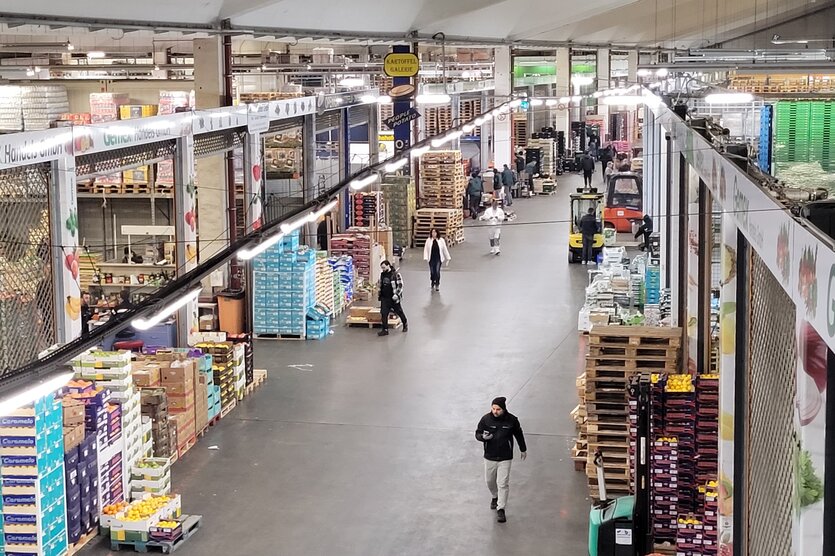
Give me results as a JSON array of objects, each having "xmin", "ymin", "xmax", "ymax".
[{"xmin": 475, "ymin": 396, "xmax": 527, "ymax": 523}]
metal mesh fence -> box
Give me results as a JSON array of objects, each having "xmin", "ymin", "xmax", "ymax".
[
  {"xmin": 0, "ymin": 164, "xmax": 54, "ymax": 374},
  {"xmin": 746, "ymin": 251, "xmax": 796, "ymax": 556},
  {"xmin": 76, "ymin": 141, "xmax": 177, "ymax": 180},
  {"xmin": 194, "ymin": 129, "xmax": 246, "ymax": 159}
]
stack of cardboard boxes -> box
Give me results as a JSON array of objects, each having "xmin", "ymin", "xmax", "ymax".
[
  {"xmin": 140, "ymin": 388, "xmax": 171, "ymax": 459},
  {"xmin": 160, "ymin": 360, "xmax": 196, "ymax": 457}
]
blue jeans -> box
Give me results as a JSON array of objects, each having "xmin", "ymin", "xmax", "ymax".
[{"xmin": 504, "ymin": 185, "xmax": 513, "ymax": 205}]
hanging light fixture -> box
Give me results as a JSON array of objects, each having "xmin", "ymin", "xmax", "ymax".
[
  {"xmin": 704, "ymin": 92, "xmax": 754, "ymax": 104},
  {"xmin": 385, "ymin": 158, "xmax": 409, "ymax": 173},
  {"xmin": 350, "ymin": 174, "xmax": 380, "ymax": 191},
  {"xmin": 132, "ymin": 287, "xmax": 202, "ymax": 330},
  {"xmin": 0, "ymin": 371, "xmax": 74, "ymax": 418},
  {"xmin": 237, "ymin": 232, "xmax": 285, "ymax": 260}
]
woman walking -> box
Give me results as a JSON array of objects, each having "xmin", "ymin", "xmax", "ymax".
[{"xmin": 423, "ymin": 228, "xmax": 451, "ymax": 292}]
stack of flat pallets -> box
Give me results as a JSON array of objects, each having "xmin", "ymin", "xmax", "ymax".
[
  {"xmin": 584, "ymin": 325, "xmax": 681, "ymax": 500},
  {"xmin": 420, "ymin": 150, "xmax": 466, "ymax": 210},
  {"xmin": 413, "ymin": 208, "xmax": 464, "ymax": 247}
]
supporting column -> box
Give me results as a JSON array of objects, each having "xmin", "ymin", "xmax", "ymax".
[
  {"xmin": 717, "ymin": 214, "xmax": 738, "ymax": 556},
  {"xmin": 596, "ymin": 49, "xmax": 610, "ymax": 137},
  {"xmin": 174, "ymin": 135, "xmax": 198, "ymax": 344},
  {"xmin": 367, "ymin": 104, "xmax": 380, "ymax": 165},
  {"xmin": 193, "ymin": 37, "xmax": 229, "ymax": 262},
  {"xmin": 554, "ymin": 47, "xmax": 571, "ymax": 141},
  {"xmin": 628, "ymin": 50, "xmax": 639, "ymax": 85},
  {"xmin": 480, "ymin": 90, "xmax": 492, "ymax": 172},
  {"xmin": 242, "ymin": 131, "xmax": 264, "ymax": 234},
  {"xmin": 51, "ymin": 154, "xmax": 80, "ymax": 342},
  {"xmin": 493, "ymin": 46, "xmax": 512, "ymax": 169},
  {"xmin": 303, "ymin": 113, "xmax": 316, "ymax": 203}
]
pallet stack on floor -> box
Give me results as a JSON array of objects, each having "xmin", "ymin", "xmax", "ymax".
[
  {"xmin": 413, "ymin": 208, "xmax": 464, "ymax": 247},
  {"xmin": 420, "ymin": 150, "xmax": 466, "ymax": 209},
  {"xmin": 330, "ymin": 233, "xmax": 372, "ymax": 281},
  {"xmin": 571, "ymin": 372, "xmax": 588, "ymax": 471},
  {"xmin": 352, "ymin": 191, "xmax": 384, "ymax": 227},
  {"xmin": 315, "ymin": 251, "xmax": 336, "ymax": 315},
  {"xmin": 583, "ymin": 325, "xmax": 681, "ymax": 500},
  {"xmin": 381, "ymin": 174, "xmax": 416, "ymax": 248}
]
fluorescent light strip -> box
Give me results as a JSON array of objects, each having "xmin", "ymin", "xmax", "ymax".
[
  {"xmin": 132, "ymin": 286, "xmax": 202, "ymax": 331},
  {"xmin": 237, "ymin": 232, "xmax": 285, "ymax": 260},
  {"xmin": 350, "ymin": 173, "xmax": 380, "ymax": 190},
  {"xmin": 415, "ymin": 93, "xmax": 451, "ymax": 105},
  {"xmin": 529, "ymin": 98, "xmax": 544, "ymax": 106},
  {"xmin": 376, "ymin": 95, "xmax": 392, "ymax": 104},
  {"xmin": 704, "ymin": 92, "xmax": 754, "ymax": 104},
  {"xmin": 431, "ymin": 130, "xmax": 463, "ymax": 148},
  {"xmin": 602, "ymin": 95, "xmax": 644, "ymax": 106},
  {"xmin": 280, "ymin": 213, "xmax": 311, "ymax": 234},
  {"xmin": 559, "ymin": 96, "xmax": 571, "ymax": 103},
  {"xmin": 0, "ymin": 372, "xmax": 74, "ymax": 418},
  {"xmin": 462, "ymin": 123, "xmax": 476, "ymax": 133},
  {"xmin": 411, "ymin": 145, "xmax": 430, "ymax": 158},
  {"xmin": 545, "ymin": 99, "xmax": 558, "ymax": 106},
  {"xmin": 385, "ymin": 158, "xmax": 409, "ymax": 172},
  {"xmin": 509, "ymin": 99, "xmax": 522, "ymax": 107}
]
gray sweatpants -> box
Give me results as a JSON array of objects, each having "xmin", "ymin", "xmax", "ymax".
[{"xmin": 484, "ymin": 459, "xmax": 512, "ymax": 510}]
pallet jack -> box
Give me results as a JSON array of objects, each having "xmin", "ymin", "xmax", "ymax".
[{"xmin": 588, "ymin": 377, "xmax": 653, "ymax": 556}]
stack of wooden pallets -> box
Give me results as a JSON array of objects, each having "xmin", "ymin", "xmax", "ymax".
[
  {"xmin": 583, "ymin": 325, "xmax": 682, "ymax": 500},
  {"xmin": 420, "ymin": 150, "xmax": 466, "ymax": 210},
  {"xmin": 413, "ymin": 208, "xmax": 464, "ymax": 247}
]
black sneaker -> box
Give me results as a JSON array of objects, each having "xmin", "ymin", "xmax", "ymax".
[
  {"xmin": 490, "ymin": 498, "xmax": 498, "ymax": 510},
  {"xmin": 496, "ymin": 509, "xmax": 506, "ymax": 523},
  {"xmin": 377, "ymin": 330, "xmax": 389, "ymax": 336},
  {"xmin": 402, "ymin": 323, "xmax": 408, "ymax": 332}
]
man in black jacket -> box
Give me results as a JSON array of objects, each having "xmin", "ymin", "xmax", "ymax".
[
  {"xmin": 579, "ymin": 207, "xmax": 600, "ymax": 265},
  {"xmin": 475, "ymin": 396, "xmax": 527, "ymax": 523},
  {"xmin": 581, "ymin": 151, "xmax": 596, "ymax": 188}
]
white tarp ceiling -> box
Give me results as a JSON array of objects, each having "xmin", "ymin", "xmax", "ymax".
[{"xmin": 0, "ymin": 0, "xmax": 830, "ymax": 47}]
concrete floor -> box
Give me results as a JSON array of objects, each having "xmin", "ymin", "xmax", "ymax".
[{"xmin": 83, "ymin": 173, "xmax": 593, "ymax": 556}]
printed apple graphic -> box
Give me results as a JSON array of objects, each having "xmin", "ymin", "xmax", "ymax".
[
  {"xmin": 184, "ymin": 211, "xmax": 196, "ymax": 232},
  {"xmin": 64, "ymin": 250, "xmax": 79, "ymax": 280},
  {"xmin": 252, "ymin": 165, "xmax": 262, "ymax": 183},
  {"xmin": 252, "ymin": 218, "xmax": 262, "ymax": 231}
]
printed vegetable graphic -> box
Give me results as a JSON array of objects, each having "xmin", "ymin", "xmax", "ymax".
[
  {"xmin": 795, "ymin": 445, "xmax": 823, "ymax": 509},
  {"xmin": 65, "ymin": 210, "xmax": 78, "ymax": 237},
  {"xmin": 252, "ymin": 164, "xmax": 262, "ymax": 182},
  {"xmin": 721, "ymin": 244, "xmax": 737, "ymax": 286},
  {"xmin": 798, "ymin": 245, "xmax": 818, "ymax": 317},
  {"xmin": 776, "ymin": 223, "xmax": 790, "ymax": 283}
]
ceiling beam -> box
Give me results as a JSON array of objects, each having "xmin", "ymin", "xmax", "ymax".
[{"xmin": 0, "ymin": 12, "xmax": 230, "ymax": 35}]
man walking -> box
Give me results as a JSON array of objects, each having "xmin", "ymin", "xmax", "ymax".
[
  {"xmin": 579, "ymin": 207, "xmax": 600, "ymax": 265},
  {"xmin": 501, "ymin": 164, "xmax": 515, "ymax": 206},
  {"xmin": 377, "ymin": 260, "xmax": 408, "ymax": 336},
  {"xmin": 475, "ymin": 397, "xmax": 527, "ymax": 523},
  {"xmin": 581, "ymin": 151, "xmax": 596, "ymax": 188},
  {"xmin": 479, "ymin": 199, "xmax": 505, "ymax": 255},
  {"xmin": 466, "ymin": 171, "xmax": 483, "ymax": 220}
]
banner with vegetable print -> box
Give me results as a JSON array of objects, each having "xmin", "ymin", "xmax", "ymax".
[{"xmin": 794, "ymin": 308, "xmax": 826, "ymax": 555}]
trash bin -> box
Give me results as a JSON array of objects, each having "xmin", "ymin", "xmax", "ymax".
[{"xmin": 217, "ymin": 290, "xmax": 245, "ymax": 335}]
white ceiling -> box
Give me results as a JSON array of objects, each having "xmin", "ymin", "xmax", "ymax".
[{"xmin": 0, "ymin": 0, "xmax": 831, "ymax": 48}]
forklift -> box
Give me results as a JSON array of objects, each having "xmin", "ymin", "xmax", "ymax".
[
  {"xmin": 588, "ymin": 377, "xmax": 652, "ymax": 556},
  {"xmin": 569, "ymin": 189, "xmax": 605, "ymax": 263}
]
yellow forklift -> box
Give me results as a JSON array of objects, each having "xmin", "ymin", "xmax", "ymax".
[{"xmin": 569, "ymin": 189, "xmax": 605, "ymax": 263}]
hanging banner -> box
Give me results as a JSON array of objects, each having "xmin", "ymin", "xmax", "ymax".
[
  {"xmin": 247, "ymin": 103, "xmax": 271, "ymax": 133},
  {"xmin": 384, "ymin": 52, "xmax": 419, "ymax": 77},
  {"xmin": 390, "ymin": 45, "xmax": 414, "ymax": 162},
  {"xmin": 383, "ymin": 108, "xmax": 421, "ymax": 130}
]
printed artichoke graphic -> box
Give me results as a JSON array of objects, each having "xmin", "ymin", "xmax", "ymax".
[{"xmin": 65, "ymin": 210, "xmax": 78, "ymax": 236}]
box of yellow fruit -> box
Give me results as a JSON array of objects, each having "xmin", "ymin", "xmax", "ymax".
[
  {"xmin": 109, "ymin": 493, "xmax": 182, "ymax": 542},
  {"xmin": 131, "ymin": 457, "xmax": 172, "ymax": 480},
  {"xmin": 149, "ymin": 519, "xmax": 183, "ymax": 542}
]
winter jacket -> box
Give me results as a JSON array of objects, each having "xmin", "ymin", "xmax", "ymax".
[
  {"xmin": 423, "ymin": 237, "xmax": 451, "ymax": 264},
  {"xmin": 581, "ymin": 155, "xmax": 596, "ymax": 173},
  {"xmin": 378, "ymin": 269, "xmax": 404, "ymax": 303},
  {"xmin": 515, "ymin": 155, "xmax": 526, "ymax": 173},
  {"xmin": 492, "ymin": 171, "xmax": 502, "ymax": 190},
  {"xmin": 579, "ymin": 213, "xmax": 599, "ymax": 237},
  {"xmin": 467, "ymin": 177, "xmax": 483, "ymax": 197},
  {"xmin": 501, "ymin": 168, "xmax": 514, "ymax": 187},
  {"xmin": 475, "ymin": 411, "xmax": 527, "ymax": 462}
]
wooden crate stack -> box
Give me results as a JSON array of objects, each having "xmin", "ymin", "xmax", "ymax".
[
  {"xmin": 424, "ymin": 105, "xmax": 453, "ymax": 137},
  {"xmin": 459, "ymin": 98, "xmax": 483, "ymax": 136},
  {"xmin": 420, "ymin": 150, "xmax": 466, "ymax": 211},
  {"xmin": 584, "ymin": 325, "xmax": 682, "ymax": 500},
  {"xmin": 413, "ymin": 208, "xmax": 464, "ymax": 247},
  {"xmin": 315, "ymin": 252, "xmax": 335, "ymax": 316},
  {"xmin": 381, "ymin": 175, "xmax": 416, "ymax": 248}
]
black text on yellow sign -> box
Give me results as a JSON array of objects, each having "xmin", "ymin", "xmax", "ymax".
[{"xmin": 384, "ymin": 53, "xmax": 419, "ymax": 77}]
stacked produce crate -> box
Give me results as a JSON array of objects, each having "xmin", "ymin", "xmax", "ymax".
[
  {"xmin": 161, "ymin": 359, "xmax": 197, "ymax": 458},
  {"xmin": 21, "ymin": 85, "xmax": 70, "ymax": 131},
  {"xmin": 663, "ymin": 374, "xmax": 698, "ymax": 514},
  {"xmin": 381, "ymin": 174, "xmax": 416, "ymax": 248},
  {"xmin": 233, "ymin": 343, "xmax": 246, "ymax": 401},
  {"xmin": 252, "ymin": 233, "xmax": 317, "ymax": 338},
  {"xmin": 527, "ymin": 137, "xmax": 557, "ymax": 176},
  {"xmin": 352, "ymin": 191, "xmax": 384, "ymax": 227},
  {"xmin": 0, "ymin": 394, "xmax": 69, "ymax": 556},
  {"xmin": 140, "ymin": 388, "xmax": 171, "ymax": 459},
  {"xmin": 199, "ymin": 343, "xmax": 237, "ymax": 415},
  {"xmin": 315, "ymin": 252, "xmax": 336, "ymax": 315},
  {"xmin": 695, "ymin": 375, "xmax": 720, "ymax": 486},
  {"xmin": 583, "ymin": 325, "xmax": 681, "ymax": 500},
  {"xmin": 328, "ymin": 255, "xmax": 354, "ymax": 310},
  {"xmin": 413, "ymin": 208, "xmax": 464, "ymax": 247},
  {"xmin": 331, "ymin": 233, "xmax": 372, "ymax": 281}
]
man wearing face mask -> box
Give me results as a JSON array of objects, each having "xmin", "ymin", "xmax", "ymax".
[
  {"xmin": 475, "ymin": 396, "xmax": 527, "ymax": 523},
  {"xmin": 377, "ymin": 260, "xmax": 408, "ymax": 336}
]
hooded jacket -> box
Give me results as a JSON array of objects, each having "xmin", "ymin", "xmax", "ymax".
[{"xmin": 476, "ymin": 409, "xmax": 527, "ymax": 462}]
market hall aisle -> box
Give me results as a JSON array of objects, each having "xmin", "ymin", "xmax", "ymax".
[{"xmin": 82, "ymin": 174, "xmax": 593, "ymax": 556}]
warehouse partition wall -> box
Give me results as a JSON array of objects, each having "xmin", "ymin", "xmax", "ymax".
[
  {"xmin": 0, "ymin": 163, "xmax": 55, "ymax": 369},
  {"xmin": 745, "ymin": 251, "xmax": 796, "ymax": 556}
]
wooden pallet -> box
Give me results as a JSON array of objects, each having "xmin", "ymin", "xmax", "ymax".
[
  {"xmin": 110, "ymin": 515, "xmax": 202, "ymax": 553},
  {"xmin": 220, "ymin": 399, "xmax": 237, "ymax": 419},
  {"xmin": 244, "ymin": 369, "xmax": 268, "ymax": 396},
  {"xmin": 588, "ymin": 325, "xmax": 682, "ymax": 347},
  {"xmin": 254, "ymin": 333, "xmax": 306, "ymax": 341},
  {"xmin": 177, "ymin": 434, "xmax": 197, "ymax": 458},
  {"xmin": 587, "ymin": 357, "xmax": 678, "ymax": 371},
  {"xmin": 69, "ymin": 528, "xmax": 100, "ymax": 555},
  {"xmin": 346, "ymin": 318, "xmax": 402, "ymax": 329},
  {"xmin": 589, "ymin": 344, "xmax": 679, "ymax": 358}
]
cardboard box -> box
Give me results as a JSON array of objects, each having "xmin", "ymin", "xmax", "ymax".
[
  {"xmin": 165, "ymin": 393, "xmax": 194, "ymax": 412},
  {"xmin": 133, "ymin": 365, "xmax": 161, "ymax": 388},
  {"xmin": 63, "ymin": 424, "xmax": 85, "ymax": 452},
  {"xmin": 160, "ymin": 362, "xmax": 194, "ymax": 387},
  {"xmin": 63, "ymin": 398, "xmax": 86, "ymax": 427}
]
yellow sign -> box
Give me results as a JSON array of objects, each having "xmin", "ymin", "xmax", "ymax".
[{"xmin": 384, "ymin": 53, "xmax": 419, "ymax": 77}]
